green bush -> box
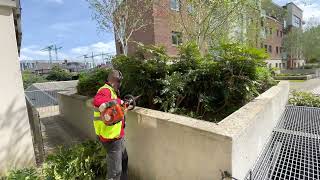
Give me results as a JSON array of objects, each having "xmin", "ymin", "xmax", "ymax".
[
  {"xmin": 77, "ymin": 68, "xmax": 111, "ymax": 97},
  {"xmin": 1, "ymin": 141, "xmax": 106, "ymax": 180},
  {"xmin": 22, "ymin": 71, "xmax": 47, "ymax": 89},
  {"xmin": 112, "ymin": 45, "xmax": 169, "ymax": 109},
  {"xmin": 289, "ymin": 91, "xmax": 320, "ymax": 107},
  {"xmin": 42, "ymin": 141, "xmax": 107, "ymax": 180},
  {"xmin": 303, "ymin": 64, "xmax": 320, "ymax": 69},
  {"xmin": 78, "ymin": 42, "xmax": 275, "ymax": 122},
  {"xmin": 46, "ymin": 66, "xmax": 72, "ymax": 81},
  {"xmin": 4, "ymin": 167, "xmax": 40, "ymax": 180}
]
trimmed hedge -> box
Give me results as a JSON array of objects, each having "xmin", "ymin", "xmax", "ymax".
[
  {"xmin": 77, "ymin": 43, "xmax": 276, "ymax": 122},
  {"xmin": 77, "ymin": 68, "xmax": 111, "ymax": 97}
]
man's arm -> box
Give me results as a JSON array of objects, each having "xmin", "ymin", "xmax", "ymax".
[{"xmin": 93, "ymin": 88, "xmax": 122, "ymax": 108}]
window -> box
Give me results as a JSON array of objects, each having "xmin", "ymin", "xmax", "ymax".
[
  {"xmin": 280, "ymin": 31, "xmax": 283, "ymax": 37},
  {"xmin": 270, "ymin": 28, "xmax": 272, "ymax": 35},
  {"xmin": 268, "ymin": 45, "xmax": 272, "ymax": 53},
  {"xmin": 276, "ymin": 63, "xmax": 278, "ymax": 68},
  {"xmin": 276, "ymin": 46, "xmax": 279, "ymax": 54},
  {"xmin": 293, "ymin": 15, "xmax": 301, "ymax": 27},
  {"xmin": 264, "ymin": 45, "xmax": 268, "ymax": 52},
  {"xmin": 172, "ymin": 31, "xmax": 182, "ymax": 45},
  {"xmin": 277, "ymin": 30, "xmax": 279, "ymax": 37},
  {"xmin": 283, "ymin": 63, "xmax": 285, "ymax": 68},
  {"xmin": 170, "ymin": 0, "xmax": 180, "ymax": 11}
]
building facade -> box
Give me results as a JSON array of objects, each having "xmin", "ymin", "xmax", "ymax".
[
  {"xmin": 116, "ymin": 1, "xmax": 305, "ymax": 69},
  {"xmin": 0, "ymin": 0, "xmax": 36, "ymax": 175}
]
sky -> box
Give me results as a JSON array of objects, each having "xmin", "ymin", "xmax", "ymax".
[{"xmin": 20, "ymin": 0, "xmax": 320, "ymax": 61}]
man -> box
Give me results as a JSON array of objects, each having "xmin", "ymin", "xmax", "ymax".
[{"xmin": 93, "ymin": 69, "xmax": 128, "ymax": 180}]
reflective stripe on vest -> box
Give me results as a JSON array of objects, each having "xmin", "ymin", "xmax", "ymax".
[{"xmin": 93, "ymin": 84, "xmax": 122, "ymax": 140}]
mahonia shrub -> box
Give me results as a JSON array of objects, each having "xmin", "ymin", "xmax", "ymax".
[
  {"xmin": 289, "ymin": 91, "xmax": 320, "ymax": 107},
  {"xmin": 42, "ymin": 141, "xmax": 107, "ymax": 180},
  {"xmin": 5, "ymin": 168, "xmax": 40, "ymax": 180},
  {"xmin": 77, "ymin": 42, "xmax": 275, "ymax": 122}
]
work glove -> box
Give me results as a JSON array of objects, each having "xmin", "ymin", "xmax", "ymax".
[{"xmin": 98, "ymin": 103, "xmax": 107, "ymax": 112}]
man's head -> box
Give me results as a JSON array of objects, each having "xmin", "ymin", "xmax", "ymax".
[{"xmin": 108, "ymin": 69, "xmax": 123, "ymax": 91}]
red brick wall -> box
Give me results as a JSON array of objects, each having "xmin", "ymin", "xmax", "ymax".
[{"xmin": 262, "ymin": 18, "xmax": 284, "ymax": 60}]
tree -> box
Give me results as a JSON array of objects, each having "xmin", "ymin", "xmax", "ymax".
[
  {"xmin": 170, "ymin": 0, "xmax": 262, "ymax": 53},
  {"xmin": 46, "ymin": 66, "xmax": 72, "ymax": 81},
  {"xmin": 302, "ymin": 25, "xmax": 320, "ymax": 62},
  {"xmin": 87, "ymin": 0, "xmax": 155, "ymax": 56},
  {"xmin": 283, "ymin": 28, "xmax": 303, "ymax": 66},
  {"xmin": 22, "ymin": 71, "xmax": 47, "ymax": 89}
]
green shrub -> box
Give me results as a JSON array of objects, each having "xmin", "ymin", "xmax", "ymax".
[
  {"xmin": 42, "ymin": 141, "xmax": 107, "ymax": 180},
  {"xmin": 22, "ymin": 71, "xmax": 47, "ymax": 89},
  {"xmin": 46, "ymin": 66, "xmax": 72, "ymax": 81},
  {"xmin": 113, "ymin": 46, "xmax": 168, "ymax": 109},
  {"xmin": 77, "ymin": 68, "xmax": 111, "ymax": 97},
  {"xmin": 78, "ymin": 42, "xmax": 275, "ymax": 122},
  {"xmin": 4, "ymin": 167, "xmax": 40, "ymax": 180},
  {"xmin": 289, "ymin": 91, "xmax": 320, "ymax": 107}
]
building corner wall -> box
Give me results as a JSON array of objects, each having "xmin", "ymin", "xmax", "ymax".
[{"xmin": 0, "ymin": 6, "xmax": 35, "ymax": 175}]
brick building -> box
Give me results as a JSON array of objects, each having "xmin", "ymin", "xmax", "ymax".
[
  {"xmin": 263, "ymin": 2, "xmax": 305, "ymax": 69},
  {"xmin": 115, "ymin": 1, "xmax": 305, "ymax": 69}
]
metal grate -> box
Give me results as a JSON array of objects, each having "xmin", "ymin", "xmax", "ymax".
[{"xmin": 245, "ymin": 106, "xmax": 320, "ymax": 180}]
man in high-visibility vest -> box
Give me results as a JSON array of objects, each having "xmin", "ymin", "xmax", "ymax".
[{"xmin": 93, "ymin": 69, "xmax": 128, "ymax": 180}]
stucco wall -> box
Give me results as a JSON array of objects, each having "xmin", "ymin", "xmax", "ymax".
[
  {"xmin": 0, "ymin": 6, "xmax": 35, "ymax": 175},
  {"xmin": 58, "ymin": 81, "xmax": 289, "ymax": 180}
]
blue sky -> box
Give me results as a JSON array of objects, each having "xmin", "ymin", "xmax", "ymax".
[
  {"xmin": 20, "ymin": 0, "xmax": 116, "ymax": 60},
  {"xmin": 20, "ymin": 0, "xmax": 320, "ymax": 60}
]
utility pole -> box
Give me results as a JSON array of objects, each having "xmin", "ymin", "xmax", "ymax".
[
  {"xmin": 78, "ymin": 54, "xmax": 89, "ymax": 69},
  {"xmin": 41, "ymin": 45, "xmax": 54, "ymax": 64},
  {"xmin": 54, "ymin": 45, "xmax": 63, "ymax": 61}
]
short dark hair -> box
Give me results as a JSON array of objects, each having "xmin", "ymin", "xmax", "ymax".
[{"xmin": 108, "ymin": 69, "xmax": 123, "ymax": 81}]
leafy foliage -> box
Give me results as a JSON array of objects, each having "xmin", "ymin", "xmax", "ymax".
[
  {"xmin": 42, "ymin": 141, "xmax": 107, "ymax": 180},
  {"xmin": 113, "ymin": 45, "xmax": 169, "ymax": 109},
  {"xmin": 22, "ymin": 71, "xmax": 47, "ymax": 89},
  {"xmin": 78, "ymin": 43, "xmax": 275, "ymax": 122},
  {"xmin": 1, "ymin": 141, "xmax": 107, "ymax": 180},
  {"xmin": 289, "ymin": 91, "xmax": 320, "ymax": 108},
  {"xmin": 46, "ymin": 66, "xmax": 72, "ymax": 81},
  {"xmin": 77, "ymin": 68, "xmax": 111, "ymax": 97},
  {"xmin": 5, "ymin": 167, "xmax": 40, "ymax": 180}
]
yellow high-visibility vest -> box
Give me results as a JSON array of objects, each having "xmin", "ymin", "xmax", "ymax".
[{"xmin": 93, "ymin": 84, "xmax": 122, "ymax": 140}]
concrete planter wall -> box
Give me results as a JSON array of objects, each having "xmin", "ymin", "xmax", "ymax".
[
  {"xmin": 275, "ymin": 75, "xmax": 314, "ymax": 80},
  {"xmin": 58, "ymin": 81, "xmax": 289, "ymax": 180},
  {"xmin": 280, "ymin": 68, "xmax": 320, "ymax": 77}
]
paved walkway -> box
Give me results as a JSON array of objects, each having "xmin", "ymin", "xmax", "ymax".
[
  {"xmin": 289, "ymin": 78, "xmax": 320, "ymax": 92},
  {"xmin": 38, "ymin": 107, "xmax": 87, "ymax": 155}
]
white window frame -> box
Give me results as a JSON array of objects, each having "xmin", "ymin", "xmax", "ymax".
[{"xmin": 172, "ymin": 31, "xmax": 182, "ymax": 46}]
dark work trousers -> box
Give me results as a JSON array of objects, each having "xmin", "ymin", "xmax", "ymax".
[{"xmin": 102, "ymin": 138, "xmax": 128, "ymax": 180}]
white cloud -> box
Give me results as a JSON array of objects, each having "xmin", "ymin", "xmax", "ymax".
[
  {"xmin": 20, "ymin": 45, "xmax": 49, "ymax": 60},
  {"xmin": 71, "ymin": 41, "xmax": 116, "ymax": 56},
  {"xmin": 20, "ymin": 41, "xmax": 116, "ymax": 61}
]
